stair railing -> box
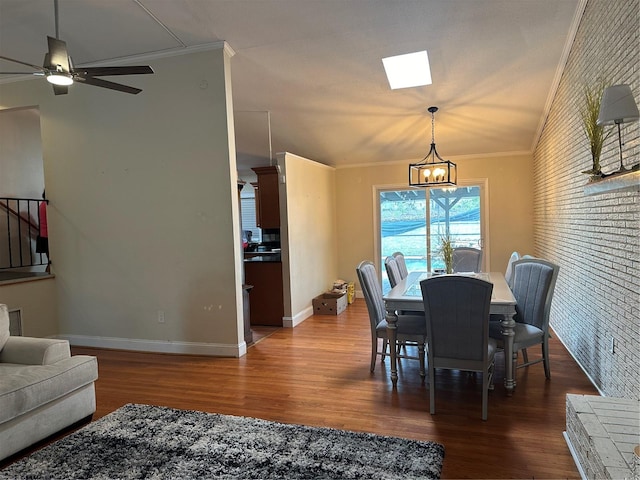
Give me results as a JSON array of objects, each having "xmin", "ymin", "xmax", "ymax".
[{"xmin": 0, "ymin": 197, "xmax": 48, "ymax": 270}]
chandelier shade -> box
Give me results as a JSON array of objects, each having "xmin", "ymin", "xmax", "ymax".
[
  {"xmin": 409, "ymin": 107, "xmax": 457, "ymax": 187},
  {"xmin": 409, "ymin": 159, "xmax": 457, "ymax": 186}
]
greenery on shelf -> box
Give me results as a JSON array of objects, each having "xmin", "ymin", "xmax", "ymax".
[{"xmin": 580, "ymin": 79, "xmax": 612, "ymax": 179}]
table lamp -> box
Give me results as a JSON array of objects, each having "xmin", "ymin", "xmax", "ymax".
[{"xmin": 597, "ymin": 84, "xmax": 639, "ymax": 173}]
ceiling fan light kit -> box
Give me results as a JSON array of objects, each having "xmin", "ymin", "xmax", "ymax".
[
  {"xmin": 46, "ymin": 73, "xmax": 73, "ymax": 86},
  {"xmin": 0, "ymin": 0, "xmax": 153, "ymax": 95}
]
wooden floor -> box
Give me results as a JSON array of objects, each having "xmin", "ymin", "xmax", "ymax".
[{"xmin": 7, "ymin": 299, "xmax": 598, "ymax": 478}]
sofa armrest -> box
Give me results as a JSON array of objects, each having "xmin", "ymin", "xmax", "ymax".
[{"xmin": 0, "ymin": 336, "xmax": 71, "ymax": 365}]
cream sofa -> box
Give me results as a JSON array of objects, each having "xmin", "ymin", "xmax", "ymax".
[{"xmin": 0, "ymin": 304, "xmax": 98, "ymax": 461}]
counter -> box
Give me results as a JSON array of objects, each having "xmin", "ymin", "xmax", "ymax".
[{"xmin": 244, "ymin": 252, "xmax": 281, "ymax": 262}]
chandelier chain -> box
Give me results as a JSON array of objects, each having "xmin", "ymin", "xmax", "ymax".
[{"xmin": 431, "ymin": 110, "xmax": 435, "ymax": 144}]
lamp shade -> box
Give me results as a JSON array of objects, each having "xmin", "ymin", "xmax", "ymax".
[{"xmin": 597, "ymin": 84, "xmax": 639, "ymax": 125}]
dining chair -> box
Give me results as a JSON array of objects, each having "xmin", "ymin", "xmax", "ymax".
[
  {"xmin": 452, "ymin": 247, "xmax": 483, "ymax": 273},
  {"xmin": 384, "ymin": 256, "xmax": 403, "ymax": 288},
  {"xmin": 490, "ymin": 251, "xmax": 521, "ymax": 323},
  {"xmin": 420, "ymin": 275, "xmax": 495, "ymax": 420},
  {"xmin": 356, "ymin": 260, "xmax": 426, "ymax": 376},
  {"xmin": 489, "ymin": 258, "xmax": 559, "ymax": 380},
  {"xmin": 392, "ymin": 251, "xmax": 409, "ymax": 279},
  {"xmin": 386, "ymin": 255, "xmax": 421, "ymax": 320}
]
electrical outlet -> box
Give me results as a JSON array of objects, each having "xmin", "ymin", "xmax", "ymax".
[
  {"xmin": 610, "ymin": 337, "xmax": 615, "ymax": 354},
  {"xmin": 158, "ymin": 310, "xmax": 165, "ymax": 324}
]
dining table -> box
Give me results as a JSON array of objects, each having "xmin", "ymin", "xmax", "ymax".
[{"xmin": 383, "ymin": 271, "xmax": 518, "ymax": 396}]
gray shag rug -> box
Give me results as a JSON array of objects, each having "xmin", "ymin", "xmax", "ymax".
[{"xmin": 1, "ymin": 404, "xmax": 444, "ymax": 479}]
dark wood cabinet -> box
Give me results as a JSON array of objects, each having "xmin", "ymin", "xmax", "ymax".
[
  {"xmin": 244, "ymin": 261, "xmax": 284, "ymax": 326},
  {"xmin": 251, "ymin": 166, "xmax": 280, "ymax": 229},
  {"xmin": 242, "ymin": 284, "xmax": 254, "ymax": 343}
]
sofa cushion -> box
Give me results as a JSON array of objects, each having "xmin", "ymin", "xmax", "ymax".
[
  {"xmin": 0, "ymin": 304, "xmax": 9, "ymax": 352},
  {"xmin": 0, "ymin": 355, "xmax": 98, "ymax": 424}
]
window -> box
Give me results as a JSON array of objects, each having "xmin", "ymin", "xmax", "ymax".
[
  {"xmin": 240, "ymin": 193, "xmax": 261, "ymax": 244},
  {"xmin": 376, "ymin": 182, "xmax": 487, "ymax": 292}
]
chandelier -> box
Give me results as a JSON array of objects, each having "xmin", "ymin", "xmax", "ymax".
[{"xmin": 409, "ymin": 106, "xmax": 457, "ymax": 187}]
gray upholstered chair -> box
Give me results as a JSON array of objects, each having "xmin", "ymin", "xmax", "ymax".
[
  {"xmin": 384, "ymin": 256, "xmax": 403, "ymax": 288},
  {"xmin": 420, "ymin": 275, "xmax": 495, "ymax": 420},
  {"xmin": 489, "ymin": 258, "xmax": 559, "ymax": 380},
  {"xmin": 392, "ymin": 251, "xmax": 409, "ymax": 279},
  {"xmin": 490, "ymin": 251, "xmax": 521, "ymax": 323},
  {"xmin": 452, "ymin": 247, "xmax": 483, "ymax": 273},
  {"xmin": 356, "ymin": 260, "xmax": 426, "ymax": 376}
]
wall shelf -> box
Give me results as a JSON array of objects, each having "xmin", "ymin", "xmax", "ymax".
[{"xmin": 583, "ymin": 169, "xmax": 640, "ymax": 196}]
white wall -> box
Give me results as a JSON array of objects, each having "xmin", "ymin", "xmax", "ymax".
[
  {"xmin": 0, "ymin": 46, "xmax": 246, "ymax": 356},
  {"xmin": 278, "ymin": 152, "xmax": 337, "ymax": 326},
  {"xmin": 0, "ymin": 278, "xmax": 57, "ymax": 337},
  {"xmin": 0, "ymin": 107, "xmax": 44, "ymax": 198}
]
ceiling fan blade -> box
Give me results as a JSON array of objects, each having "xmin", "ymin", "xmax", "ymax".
[
  {"xmin": 75, "ymin": 66, "xmax": 154, "ymax": 77},
  {"xmin": 46, "ymin": 36, "xmax": 70, "ymax": 73},
  {"xmin": 75, "ymin": 75, "xmax": 143, "ymax": 95},
  {"xmin": 0, "ymin": 55, "xmax": 46, "ymax": 72},
  {"xmin": 0, "ymin": 71, "xmax": 45, "ymax": 75}
]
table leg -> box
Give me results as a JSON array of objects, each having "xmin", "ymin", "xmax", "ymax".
[
  {"xmin": 386, "ymin": 308, "xmax": 399, "ymax": 387},
  {"xmin": 501, "ymin": 312, "xmax": 516, "ymax": 395}
]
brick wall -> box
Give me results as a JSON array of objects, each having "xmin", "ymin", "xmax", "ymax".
[{"xmin": 533, "ymin": 0, "xmax": 639, "ymax": 398}]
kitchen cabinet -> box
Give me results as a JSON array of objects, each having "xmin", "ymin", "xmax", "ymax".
[
  {"xmin": 244, "ymin": 259, "xmax": 284, "ymax": 326},
  {"xmin": 251, "ymin": 166, "xmax": 280, "ymax": 228}
]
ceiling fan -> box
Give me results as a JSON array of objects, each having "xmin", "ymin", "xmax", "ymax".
[{"xmin": 0, "ymin": 0, "xmax": 153, "ymax": 95}]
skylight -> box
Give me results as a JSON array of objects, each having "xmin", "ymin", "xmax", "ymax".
[{"xmin": 382, "ymin": 51, "xmax": 432, "ymax": 90}]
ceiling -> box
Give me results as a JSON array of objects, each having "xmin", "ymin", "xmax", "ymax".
[{"xmin": 0, "ymin": 0, "xmax": 583, "ymax": 174}]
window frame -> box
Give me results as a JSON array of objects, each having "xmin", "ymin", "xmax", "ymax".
[{"xmin": 373, "ymin": 178, "xmax": 490, "ymax": 284}]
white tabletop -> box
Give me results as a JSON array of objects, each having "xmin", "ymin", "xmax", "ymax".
[{"xmin": 384, "ymin": 271, "xmax": 516, "ymax": 311}]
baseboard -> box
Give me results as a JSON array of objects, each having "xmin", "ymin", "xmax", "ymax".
[
  {"xmin": 563, "ymin": 431, "xmax": 587, "ymax": 480},
  {"xmin": 58, "ymin": 334, "xmax": 246, "ymax": 357},
  {"xmin": 283, "ymin": 305, "xmax": 314, "ymax": 328},
  {"xmin": 551, "ymin": 327, "xmax": 603, "ymax": 396}
]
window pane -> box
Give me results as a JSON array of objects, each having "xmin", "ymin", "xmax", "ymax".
[
  {"xmin": 379, "ymin": 189, "xmax": 427, "ymax": 292},
  {"xmin": 240, "ymin": 196, "xmax": 261, "ymax": 243},
  {"xmin": 429, "ymin": 186, "xmax": 482, "ymax": 269}
]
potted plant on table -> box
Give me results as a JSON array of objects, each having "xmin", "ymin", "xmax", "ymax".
[
  {"xmin": 580, "ymin": 80, "xmax": 611, "ymax": 181},
  {"xmin": 439, "ymin": 235, "xmax": 454, "ymax": 274}
]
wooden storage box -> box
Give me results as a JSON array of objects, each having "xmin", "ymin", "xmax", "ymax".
[{"xmin": 312, "ymin": 293, "xmax": 347, "ymax": 315}]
